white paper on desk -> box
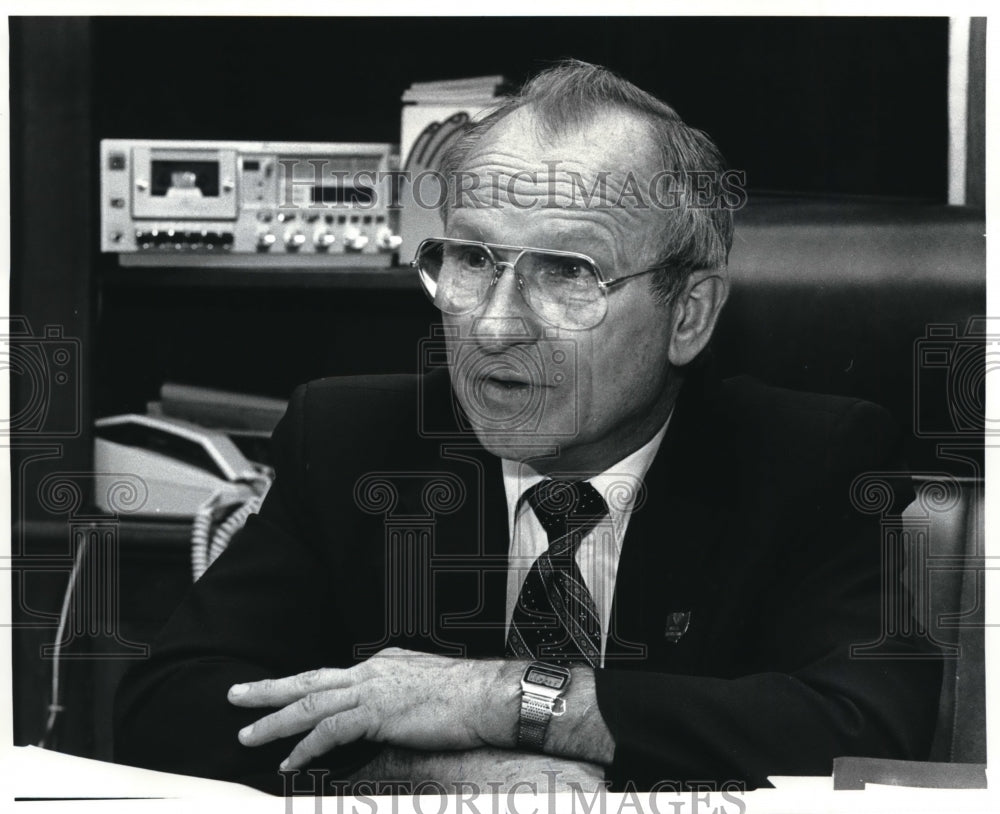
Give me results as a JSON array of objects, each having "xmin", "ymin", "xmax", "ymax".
[
  {"xmin": 765, "ymin": 775, "xmax": 835, "ymax": 792},
  {"xmin": 7, "ymin": 745, "xmax": 269, "ymax": 799},
  {"xmin": 839, "ymin": 785, "xmax": 997, "ymax": 813}
]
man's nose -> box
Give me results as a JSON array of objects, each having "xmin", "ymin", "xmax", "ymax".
[{"xmin": 469, "ymin": 264, "xmax": 537, "ymax": 345}]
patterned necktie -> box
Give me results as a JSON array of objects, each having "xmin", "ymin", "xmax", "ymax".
[{"xmin": 506, "ymin": 479, "xmax": 609, "ymax": 667}]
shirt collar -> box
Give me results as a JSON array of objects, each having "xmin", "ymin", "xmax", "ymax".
[{"xmin": 500, "ymin": 413, "xmax": 672, "ymax": 543}]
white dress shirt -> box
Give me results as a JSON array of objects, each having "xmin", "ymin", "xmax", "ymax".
[{"xmin": 501, "ymin": 419, "xmax": 670, "ymax": 666}]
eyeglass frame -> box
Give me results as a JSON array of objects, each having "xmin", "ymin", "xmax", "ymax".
[{"xmin": 410, "ymin": 236, "xmax": 676, "ymax": 325}]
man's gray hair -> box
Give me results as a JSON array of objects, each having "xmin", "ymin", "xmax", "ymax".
[{"xmin": 438, "ymin": 60, "xmax": 735, "ymax": 304}]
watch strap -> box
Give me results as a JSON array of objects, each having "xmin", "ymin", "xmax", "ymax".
[{"xmin": 518, "ymin": 691, "xmax": 555, "ymax": 750}]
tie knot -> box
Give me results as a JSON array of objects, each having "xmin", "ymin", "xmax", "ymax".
[{"xmin": 523, "ymin": 479, "xmax": 608, "ymax": 548}]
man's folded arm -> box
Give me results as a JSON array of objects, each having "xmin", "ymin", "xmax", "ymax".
[
  {"xmin": 594, "ymin": 659, "xmax": 940, "ymax": 790},
  {"xmin": 348, "ymin": 746, "xmax": 606, "ymax": 793},
  {"xmin": 113, "ymin": 515, "xmax": 382, "ymax": 793}
]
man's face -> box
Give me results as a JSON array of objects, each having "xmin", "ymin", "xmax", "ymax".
[{"xmin": 441, "ymin": 109, "xmax": 681, "ymax": 475}]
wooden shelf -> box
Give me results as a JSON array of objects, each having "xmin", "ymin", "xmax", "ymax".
[{"xmin": 100, "ymin": 264, "xmax": 421, "ymax": 290}]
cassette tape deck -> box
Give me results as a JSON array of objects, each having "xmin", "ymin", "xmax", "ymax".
[{"xmin": 101, "ymin": 139, "xmax": 401, "ymax": 268}]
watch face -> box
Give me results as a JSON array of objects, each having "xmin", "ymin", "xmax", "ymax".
[{"xmin": 526, "ymin": 667, "xmax": 568, "ymax": 690}]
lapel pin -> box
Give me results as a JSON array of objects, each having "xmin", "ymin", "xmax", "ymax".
[{"xmin": 664, "ymin": 611, "xmax": 691, "ymax": 643}]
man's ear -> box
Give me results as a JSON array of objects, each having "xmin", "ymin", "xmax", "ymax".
[{"xmin": 667, "ymin": 270, "xmax": 730, "ymax": 367}]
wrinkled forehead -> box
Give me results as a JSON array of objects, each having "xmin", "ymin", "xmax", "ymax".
[{"xmin": 456, "ymin": 107, "xmax": 662, "ymax": 208}]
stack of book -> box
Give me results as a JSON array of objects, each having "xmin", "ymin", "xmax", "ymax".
[{"xmin": 399, "ymin": 76, "xmax": 507, "ymax": 258}]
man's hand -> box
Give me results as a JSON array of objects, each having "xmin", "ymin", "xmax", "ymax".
[{"xmin": 228, "ymin": 648, "xmax": 520, "ymax": 770}]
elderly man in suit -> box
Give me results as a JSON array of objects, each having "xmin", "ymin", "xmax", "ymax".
[{"xmin": 115, "ymin": 61, "xmax": 940, "ymax": 794}]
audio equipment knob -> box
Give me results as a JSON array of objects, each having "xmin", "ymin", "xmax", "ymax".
[
  {"xmin": 314, "ymin": 228, "xmax": 336, "ymax": 249},
  {"xmin": 374, "ymin": 226, "xmax": 403, "ymax": 251},
  {"xmin": 257, "ymin": 230, "xmax": 276, "ymax": 250},
  {"xmin": 343, "ymin": 226, "xmax": 369, "ymax": 252},
  {"xmin": 285, "ymin": 228, "xmax": 306, "ymax": 250}
]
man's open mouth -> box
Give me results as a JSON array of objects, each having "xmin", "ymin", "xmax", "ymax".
[
  {"xmin": 482, "ymin": 372, "xmax": 532, "ymax": 389},
  {"xmin": 467, "ymin": 366, "xmax": 546, "ymax": 417},
  {"xmin": 453, "ymin": 351, "xmax": 553, "ymax": 422}
]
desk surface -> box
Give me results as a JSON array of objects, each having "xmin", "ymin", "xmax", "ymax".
[{"xmin": 7, "ymin": 745, "xmax": 267, "ymax": 799}]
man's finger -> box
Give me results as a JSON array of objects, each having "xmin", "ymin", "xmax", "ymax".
[
  {"xmin": 228, "ymin": 668, "xmax": 352, "ymax": 707},
  {"xmin": 238, "ymin": 687, "xmax": 360, "ymax": 746},
  {"xmin": 280, "ymin": 707, "xmax": 370, "ymax": 770}
]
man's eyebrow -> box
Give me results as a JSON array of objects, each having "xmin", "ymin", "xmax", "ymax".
[
  {"xmin": 444, "ymin": 219, "xmax": 486, "ymax": 241},
  {"xmin": 447, "ymin": 219, "xmax": 613, "ymax": 260},
  {"xmin": 539, "ymin": 230, "xmax": 611, "ymax": 257}
]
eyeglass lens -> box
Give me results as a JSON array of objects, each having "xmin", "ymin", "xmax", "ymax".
[{"xmin": 415, "ymin": 239, "xmax": 607, "ymax": 330}]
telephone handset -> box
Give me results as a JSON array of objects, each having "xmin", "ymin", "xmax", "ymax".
[{"xmin": 94, "ymin": 413, "xmax": 272, "ymax": 579}]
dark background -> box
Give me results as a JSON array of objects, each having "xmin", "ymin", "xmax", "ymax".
[{"xmin": 93, "ymin": 17, "xmax": 948, "ymax": 197}]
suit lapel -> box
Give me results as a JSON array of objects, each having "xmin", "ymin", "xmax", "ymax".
[
  {"xmin": 605, "ymin": 365, "xmax": 736, "ymax": 670},
  {"xmin": 425, "ymin": 442, "xmax": 510, "ymax": 659}
]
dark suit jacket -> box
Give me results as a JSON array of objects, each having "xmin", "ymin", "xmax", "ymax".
[{"xmin": 114, "ymin": 366, "xmax": 941, "ymax": 793}]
